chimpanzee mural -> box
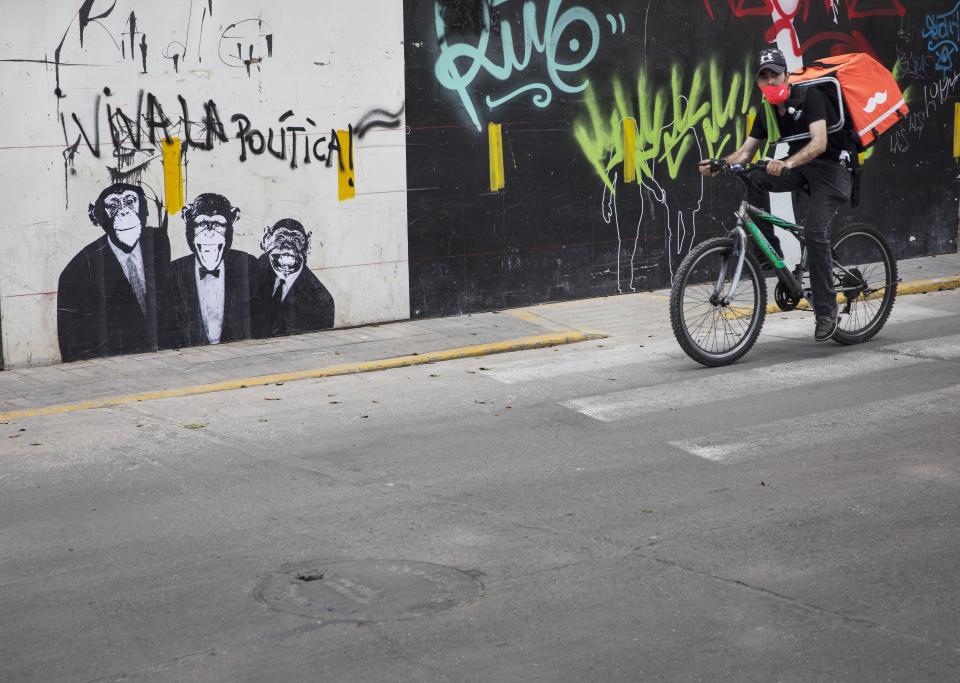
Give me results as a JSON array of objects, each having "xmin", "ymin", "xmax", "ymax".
[
  {"xmin": 167, "ymin": 193, "xmax": 260, "ymax": 347},
  {"xmin": 57, "ymin": 183, "xmax": 169, "ymax": 362},
  {"xmin": 255, "ymin": 219, "xmax": 335, "ymax": 337},
  {"xmin": 56, "ymin": 187, "xmax": 339, "ymax": 361}
]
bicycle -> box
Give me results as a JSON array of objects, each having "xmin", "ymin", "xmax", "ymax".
[{"xmin": 669, "ymin": 159, "xmax": 899, "ymax": 367}]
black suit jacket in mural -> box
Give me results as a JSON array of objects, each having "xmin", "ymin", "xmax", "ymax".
[
  {"xmin": 165, "ymin": 249, "xmax": 260, "ymax": 348},
  {"xmin": 254, "ymin": 254, "xmax": 336, "ymax": 338},
  {"xmin": 57, "ymin": 228, "xmax": 169, "ymax": 362}
]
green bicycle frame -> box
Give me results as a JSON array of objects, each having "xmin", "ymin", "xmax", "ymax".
[
  {"xmin": 741, "ymin": 214, "xmax": 787, "ymax": 270},
  {"xmin": 720, "ymin": 202, "xmax": 805, "ymax": 304}
]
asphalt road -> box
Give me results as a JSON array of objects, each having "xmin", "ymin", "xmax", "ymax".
[{"xmin": 2, "ymin": 290, "xmax": 960, "ymax": 682}]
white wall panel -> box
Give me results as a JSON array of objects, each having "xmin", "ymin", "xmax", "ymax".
[{"xmin": 0, "ymin": 0, "xmax": 408, "ymax": 367}]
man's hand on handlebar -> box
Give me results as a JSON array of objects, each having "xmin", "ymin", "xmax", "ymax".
[
  {"xmin": 765, "ymin": 158, "xmax": 789, "ymax": 177},
  {"xmin": 698, "ymin": 159, "xmax": 723, "ymax": 177},
  {"xmin": 699, "ymin": 158, "xmax": 770, "ymax": 177}
]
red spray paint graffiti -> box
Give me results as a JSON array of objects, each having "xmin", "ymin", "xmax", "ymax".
[
  {"xmin": 844, "ymin": 1, "xmax": 906, "ymax": 20},
  {"xmin": 703, "ymin": 0, "xmax": 904, "ymax": 21},
  {"xmin": 702, "ymin": 0, "xmax": 905, "ymax": 59}
]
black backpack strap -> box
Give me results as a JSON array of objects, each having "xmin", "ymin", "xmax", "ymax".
[{"xmin": 843, "ymin": 148, "xmax": 862, "ymax": 209}]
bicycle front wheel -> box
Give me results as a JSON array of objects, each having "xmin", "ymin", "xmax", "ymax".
[
  {"xmin": 670, "ymin": 237, "xmax": 767, "ymax": 367},
  {"xmin": 830, "ymin": 224, "xmax": 897, "ymax": 345}
]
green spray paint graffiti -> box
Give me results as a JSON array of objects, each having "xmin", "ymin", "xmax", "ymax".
[
  {"xmin": 574, "ymin": 58, "xmax": 778, "ymax": 192},
  {"xmin": 572, "ymin": 57, "xmax": 782, "ymax": 293}
]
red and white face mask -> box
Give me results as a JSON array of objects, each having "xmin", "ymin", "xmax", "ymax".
[{"xmin": 760, "ymin": 83, "xmax": 790, "ymax": 106}]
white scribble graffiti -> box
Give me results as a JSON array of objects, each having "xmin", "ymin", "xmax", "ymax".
[{"xmin": 598, "ymin": 107, "xmax": 705, "ymax": 292}]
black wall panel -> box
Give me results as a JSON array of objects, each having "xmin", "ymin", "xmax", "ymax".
[{"xmin": 405, "ymin": 0, "xmax": 960, "ymax": 317}]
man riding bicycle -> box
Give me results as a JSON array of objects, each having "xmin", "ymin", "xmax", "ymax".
[{"xmin": 699, "ymin": 48, "xmax": 854, "ymax": 342}]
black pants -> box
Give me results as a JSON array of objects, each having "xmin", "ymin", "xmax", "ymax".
[{"xmin": 744, "ymin": 159, "xmax": 852, "ymax": 317}]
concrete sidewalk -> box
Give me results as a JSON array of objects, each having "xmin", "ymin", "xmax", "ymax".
[{"xmin": 1, "ymin": 251, "xmax": 957, "ymax": 418}]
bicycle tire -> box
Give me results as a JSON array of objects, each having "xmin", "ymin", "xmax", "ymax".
[
  {"xmin": 670, "ymin": 237, "xmax": 768, "ymax": 367},
  {"xmin": 830, "ymin": 224, "xmax": 897, "ymax": 345}
]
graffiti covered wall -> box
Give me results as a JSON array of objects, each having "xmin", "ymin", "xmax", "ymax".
[
  {"xmin": 0, "ymin": 0, "xmax": 407, "ymax": 366},
  {"xmin": 405, "ymin": 0, "xmax": 960, "ymax": 317}
]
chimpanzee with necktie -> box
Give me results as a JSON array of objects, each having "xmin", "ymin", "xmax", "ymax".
[
  {"xmin": 57, "ymin": 183, "xmax": 170, "ymax": 361},
  {"xmin": 254, "ymin": 218, "xmax": 335, "ymax": 338}
]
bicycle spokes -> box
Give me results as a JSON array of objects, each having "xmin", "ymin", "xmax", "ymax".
[
  {"xmin": 831, "ymin": 227, "xmax": 897, "ymax": 341},
  {"xmin": 671, "ymin": 238, "xmax": 766, "ymax": 365}
]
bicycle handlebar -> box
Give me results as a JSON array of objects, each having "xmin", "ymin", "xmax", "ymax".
[{"xmin": 706, "ymin": 159, "xmax": 768, "ymax": 175}]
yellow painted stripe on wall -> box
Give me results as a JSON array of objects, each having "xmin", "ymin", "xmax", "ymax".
[
  {"xmin": 161, "ymin": 137, "xmax": 184, "ymax": 215},
  {"xmin": 623, "ymin": 118, "xmax": 637, "ymax": 184},
  {"xmin": 337, "ymin": 129, "xmax": 356, "ymax": 201},
  {"xmin": 746, "ymin": 112, "xmax": 759, "ymax": 162},
  {"xmin": 489, "ymin": 122, "xmax": 505, "ymax": 191},
  {"xmin": 954, "ymin": 103, "xmax": 960, "ymax": 159}
]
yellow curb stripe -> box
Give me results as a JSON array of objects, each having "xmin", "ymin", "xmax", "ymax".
[
  {"xmin": 897, "ymin": 276, "xmax": 960, "ymax": 296},
  {"xmin": 0, "ymin": 331, "xmax": 606, "ymax": 422}
]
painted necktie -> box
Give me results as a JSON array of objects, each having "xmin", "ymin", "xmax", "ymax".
[{"xmin": 126, "ymin": 254, "xmax": 147, "ymax": 314}]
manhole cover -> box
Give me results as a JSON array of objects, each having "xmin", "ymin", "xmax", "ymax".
[{"xmin": 254, "ymin": 559, "xmax": 483, "ymax": 623}]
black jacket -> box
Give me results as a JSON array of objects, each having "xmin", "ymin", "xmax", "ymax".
[
  {"xmin": 57, "ymin": 228, "xmax": 169, "ymax": 362},
  {"xmin": 254, "ymin": 254, "xmax": 336, "ymax": 338},
  {"xmin": 165, "ymin": 249, "xmax": 260, "ymax": 348}
]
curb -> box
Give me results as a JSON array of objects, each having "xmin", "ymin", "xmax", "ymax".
[
  {"xmin": 897, "ymin": 276, "xmax": 960, "ymax": 296},
  {"xmin": 0, "ymin": 331, "xmax": 606, "ymax": 422}
]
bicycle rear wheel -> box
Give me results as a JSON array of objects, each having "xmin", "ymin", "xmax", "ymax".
[
  {"xmin": 830, "ymin": 224, "xmax": 897, "ymax": 345},
  {"xmin": 670, "ymin": 237, "xmax": 767, "ymax": 366}
]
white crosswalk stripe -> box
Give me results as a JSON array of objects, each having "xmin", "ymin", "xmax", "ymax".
[
  {"xmin": 483, "ymin": 302, "xmax": 953, "ymax": 386},
  {"xmin": 759, "ymin": 301, "xmax": 953, "ymax": 339},
  {"xmin": 484, "ymin": 343, "xmax": 659, "ymax": 384},
  {"xmin": 885, "ymin": 334, "xmax": 960, "ymax": 360},
  {"xmin": 670, "ymin": 383, "xmax": 960, "ymax": 463},
  {"xmin": 562, "ymin": 333, "xmax": 960, "ymax": 422},
  {"xmin": 563, "ymin": 349, "xmax": 926, "ymax": 422}
]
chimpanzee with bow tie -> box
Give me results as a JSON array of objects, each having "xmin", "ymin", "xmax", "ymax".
[{"xmin": 166, "ymin": 193, "xmax": 260, "ymax": 347}]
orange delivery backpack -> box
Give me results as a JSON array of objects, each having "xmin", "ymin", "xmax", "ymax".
[
  {"xmin": 785, "ymin": 52, "xmax": 909, "ymax": 152},
  {"xmin": 775, "ymin": 52, "xmax": 908, "ymax": 206}
]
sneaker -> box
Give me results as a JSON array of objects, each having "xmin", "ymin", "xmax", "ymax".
[{"xmin": 814, "ymin": 313, "xmax": 839, "ymax": 342}]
